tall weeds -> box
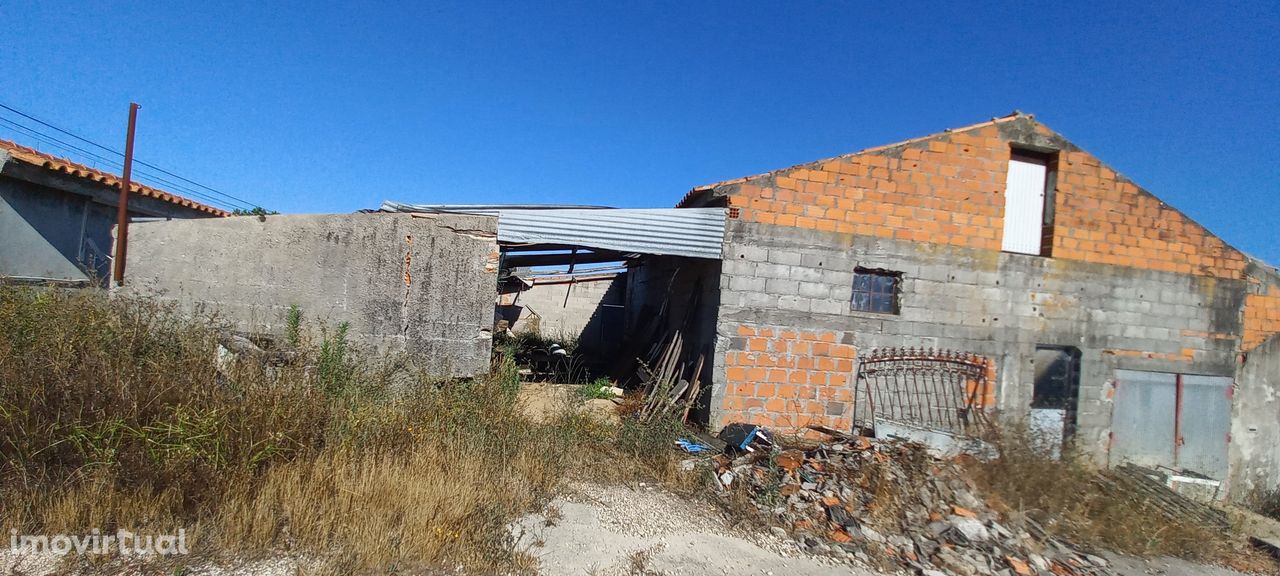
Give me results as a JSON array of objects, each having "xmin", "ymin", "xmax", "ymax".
[
  {"xmin": 0, "ymin": 286, "xmax": 640, "ymax": 572},
  {"xmin": 969, "ymin": 422, "xmax": 1232, "ymax": 560}
]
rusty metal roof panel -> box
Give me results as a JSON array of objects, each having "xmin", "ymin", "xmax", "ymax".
[{"xmin": 380, "ymin": 202, "xmax": 725, "ymax": 259}]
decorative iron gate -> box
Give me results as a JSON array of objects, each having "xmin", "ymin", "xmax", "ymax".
[{"xmin": 853, "ymin": 347, "xmax": 993, "ymax": 435}]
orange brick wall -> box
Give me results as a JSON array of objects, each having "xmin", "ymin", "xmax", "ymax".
[
  {"xmin": 721, "ymin": 324, "xmax": 857, "ymax": 430},
  {"xmin": 1244, "ymin": 285, "xmax": 1280, "ymax": 351},
  {"xmin": 725, "ymin": 118, "xmax": 1249, "ymax": 280},
  {"xmin": 705, "ymin": 115, "xmax": 1272, "ymax": 434},
  {"xmin": 970, "ymin": 360, "xmax": 999, "ymax": 410},
  {"xmin": 720, "ymin": 324, "xmax": 1000, "ymax": 432}
]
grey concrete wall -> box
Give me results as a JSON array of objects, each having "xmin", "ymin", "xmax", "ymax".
[
  {"xmin": 0, "ymin": 178, "xmax": 98, "ymax": 281},
  {"xmin": 117, "ymin": 213, "xmax": 499, "ymax": 377},
  {"xmin": 1, "ymin": 176, "xmax": 144, "ymax": 282},
  {"xmin": 1230, "ymin": 334, "xmax": 1280, "ymax": 498},
  {"xmin": 627, "ymin": 255, "xmax": 722, "ymax": 420},
  {"xmin": 627, "ymin": 256, "xmax": 721, "ymax": 352},
  {"xmin": 714, "ymin": 219, "xmax": 1244, "ymax": 463},
  {"xmin": 0, "ymin": 157, "xmax": 221, "ymax": 284},
  {"xmin": 496, "ymin": 276, "xmax": 622, "ymax": 343}
]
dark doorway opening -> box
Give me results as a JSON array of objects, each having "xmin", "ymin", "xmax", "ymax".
[{"xmin": 1032, "ymin": 345, "xmax": 1082, "ymax": 455}]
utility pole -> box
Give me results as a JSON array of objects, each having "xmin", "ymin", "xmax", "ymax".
[{"xmin": 111, "ymin": 102, "xmax": 140, "ymax": 286}]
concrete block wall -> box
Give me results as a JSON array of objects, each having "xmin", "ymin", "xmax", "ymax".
[
  {"xmin": 696, "ymin": 114, "xmax": 1278, "ymax": 479},
  {"xmin": 625, "ymin": 256, "xmax": 721, "ymax": 350},
  {"xmin": 117, "ymin": 213, "xmax": 500, "ymax": 377},
  {"xmin": 712, "ymin": 221, "xmax": 1245, "ymax": 458},
  {"xmin": 498, "ymin": 274, "xmax": 625, "ymax": 353},
  {"xmin": 625, "ymin": 256, "xmax": 722, "ymax": 423},
  {"xmin": 1231, "ymin": 333, "xmax": 1280, "ymax": 497}
]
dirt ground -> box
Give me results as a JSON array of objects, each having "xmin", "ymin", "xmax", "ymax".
[
  {"xmin": 517, "ymin": 382, "xmax": 620, "ymax": 424},
  {"xmin": 1102, "ymin": 554, "xmax": 1259, "ymax": 576},
  {"xmin": 2, "ymin": 480, "xmax": 872, "ymax": 576},
  {"xmin": 2, "ymin": 482, "xmax": 1263, "ymax": 575},
  {"xmin": 510, "ymin": 482, "xmax": 880, "ymax": 576},
  {"xmin": 510, "ymin": 482, "xmax": 1262, "ymax": 576}
]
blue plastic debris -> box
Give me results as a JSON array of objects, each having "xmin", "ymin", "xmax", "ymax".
[{"xmin": 675, "ymin": 438, "xmax": 711, "ymax": 453}]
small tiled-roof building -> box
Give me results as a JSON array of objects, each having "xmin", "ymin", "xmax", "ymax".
[
  {"xmin": 0, "ymin": 139, "xmax": 229, "ymax": 284},
  {"xmin": 673, "ymin": 112, "xmax": 1280, "ymax": 497}
]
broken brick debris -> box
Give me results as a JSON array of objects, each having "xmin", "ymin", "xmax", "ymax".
[{"xmin": 714, "ymin": 432, "xmax": 1116, "ymax": 575}]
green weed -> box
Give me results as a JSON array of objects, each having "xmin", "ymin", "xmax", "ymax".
[{"xmin": 284, "ymin": 304, "xmax": 303, "ymax": 346}]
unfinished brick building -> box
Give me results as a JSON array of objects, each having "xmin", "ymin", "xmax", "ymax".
[{"xmin": 676, "ymin": 112, "xmax": 1280, "ymax": 496}]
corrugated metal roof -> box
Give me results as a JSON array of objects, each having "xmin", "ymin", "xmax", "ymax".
[{"xmin": 380, "ymin": 201, "xmax": 725, "ymax": 259}]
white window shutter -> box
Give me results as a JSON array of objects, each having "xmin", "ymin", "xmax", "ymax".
[{"xmin": 1001, "ymin": 158, "xmax": 1047, "ymax": 255}]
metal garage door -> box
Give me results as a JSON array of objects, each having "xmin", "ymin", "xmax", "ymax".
[
  {"xmin": 1111, "ymin": 370, "xmax": 1178, "ymax": 469},
  {"xmin": 1110, "ymin": 370, "xmax": 1232, "ymax": 479},
  {"xmin": 1178, "ymin": 375, "xmax": 1232, "ymax": 478}
]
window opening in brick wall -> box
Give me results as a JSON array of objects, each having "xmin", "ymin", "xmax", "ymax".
[{"xmin": 851, "ymin": 267, "xmax": 901, "ymax": 314}]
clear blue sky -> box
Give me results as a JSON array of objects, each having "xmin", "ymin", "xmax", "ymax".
[{"xmin": 3, "ymin": 2, "xmax": 1277, "ymax": 263}]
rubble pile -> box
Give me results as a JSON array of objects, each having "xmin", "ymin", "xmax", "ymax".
[{"xmin": 713, "ymin": 434, "xmax": 1115, "ymax": 576}]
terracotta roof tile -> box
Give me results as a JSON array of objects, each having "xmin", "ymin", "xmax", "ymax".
[{"xmin": 0, "ymin": 138, "xmax": 231, "ymax": 217}]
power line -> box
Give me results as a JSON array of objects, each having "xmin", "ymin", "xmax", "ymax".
[
  {"xmin": 0, "ymin": 118, "xmax": 251, "ymax": 210},
  {"xmin": 0, "ymin": 103, "xmax": 261, "ymax": 210},
  {"xmin": 0, "ymin": 104, "xmax": 255, "ymax": 210},
  {"xmin": 0, "ymin": 109, "xmax": 248, "ymax": 210},
  {"xmin": 132, "ymin": 168, "xmax": 253, "ymax": 210},
  {"xmin": 0, "ymin": 117, "xmax": 125, "ymax": 171}
]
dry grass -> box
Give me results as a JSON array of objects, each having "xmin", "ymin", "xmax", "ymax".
[
  {"xmin": 968, "ymin": 422, "xmax": 1254, "ymax": 563},
  {"xmin": 0, "ymin": 285, "xmax": 681, "ymax": 573},
  {"xmin": 1245, "ymin": 486, "xmax": 1280, "ymax": 522}
]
